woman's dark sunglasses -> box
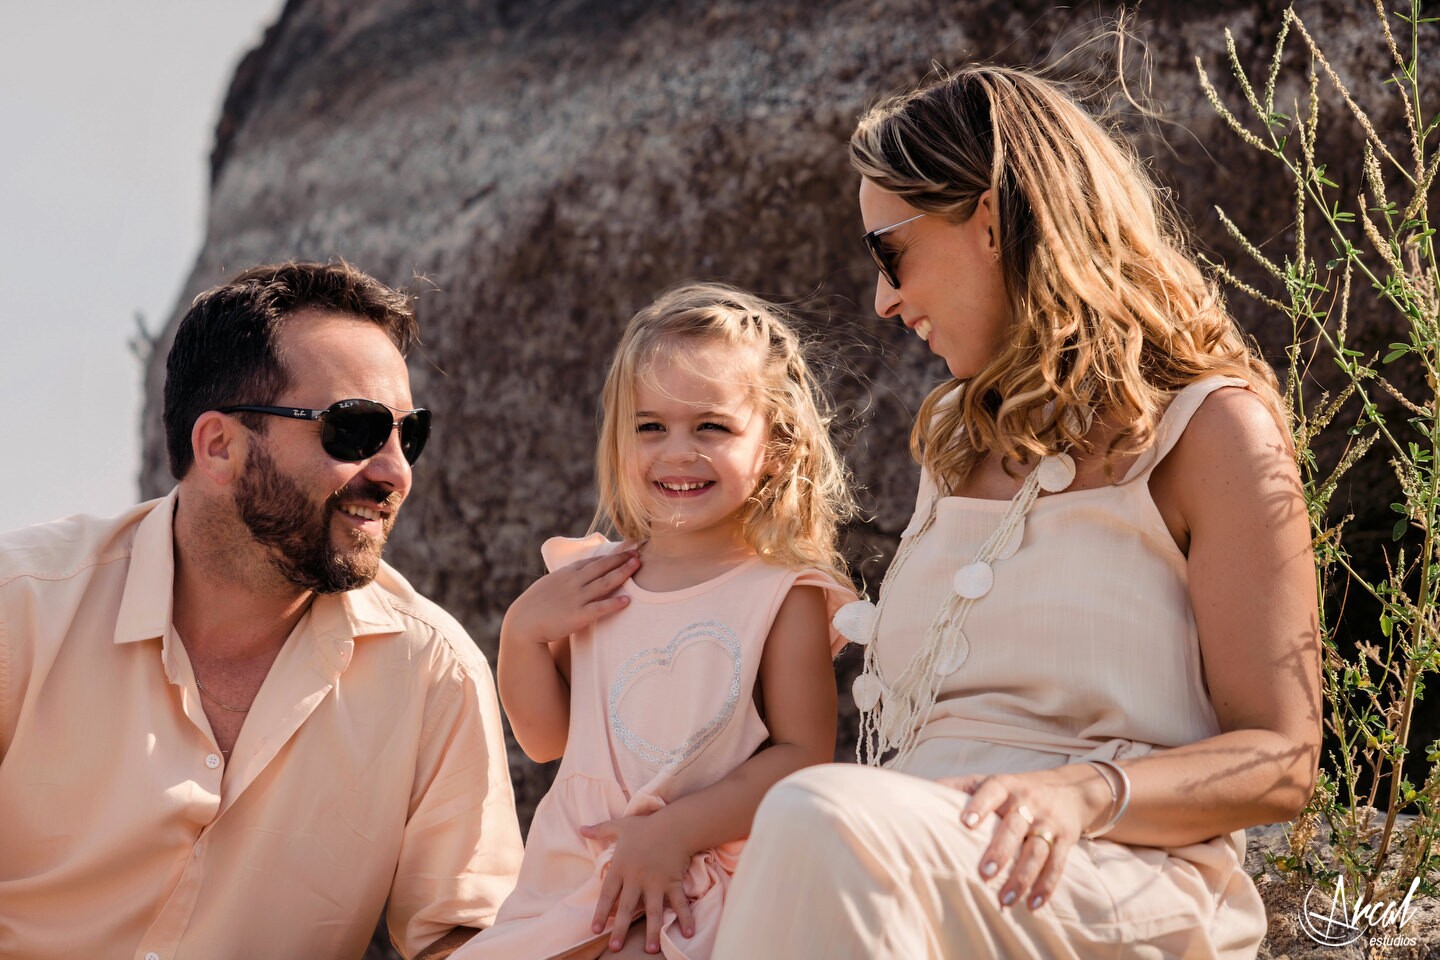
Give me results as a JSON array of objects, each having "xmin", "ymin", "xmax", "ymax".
[
  {"xmin": 219, "ymin": 399, "xmax": 431, "ymax": 464},
  {"xmin": 861, "ymin": 212, "xmax": 927, "ymax": 290}
]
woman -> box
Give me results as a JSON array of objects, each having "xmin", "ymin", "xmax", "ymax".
[{"xmin": 712, "ymin": 66, "xmax": 1319, "ymax": 959}]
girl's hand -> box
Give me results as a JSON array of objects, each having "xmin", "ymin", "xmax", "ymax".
[
  {"xmin": 581, "ymin": 813, "xmax": 697, "ymax": 954},
  {"xmin": 503, "ymin": 549, "xmax": 639, "ymax": 646},
  {"xmin": 939, "ymin": 765, "xmax": 1112, "ymax": 911}
]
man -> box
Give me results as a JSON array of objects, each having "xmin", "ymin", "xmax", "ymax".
[{"xmin": 0, "ymin": 261, "xmax": 523, "ymax": 959}]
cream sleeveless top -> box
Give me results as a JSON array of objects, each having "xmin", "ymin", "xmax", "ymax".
[{"xmin": 874, "ymin": 376, "xmax": 1248, "ymax": 780}]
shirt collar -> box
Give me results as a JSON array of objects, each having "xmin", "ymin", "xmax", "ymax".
[
  {"xmin": 113, "ymin": 488, "xmax": 180, "ymax": 646},
  {"xmin": 308, "ymin": 567, "xmax": 408, "ymax": 648},
  {"xmin": 112, "ymin": 487, "xmax": 408, "ymax": 648}
]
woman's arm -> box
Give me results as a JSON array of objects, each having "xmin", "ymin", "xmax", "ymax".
[
  {"xmin": 952, "ymin": 386, "xmax": 1321, "ymax": 908},
  {"xmin": 498, "ymin": 550, "xmax": 639, "ymax": 762},
  {"xmin": 1108, "ymin": 385, "xmax": 1322, "ymax": 839},
  {"xmin": 581, "ymin": 584, "xmax": 836, "ymax": 953}
]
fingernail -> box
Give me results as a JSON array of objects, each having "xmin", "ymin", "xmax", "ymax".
[
  {"xmin": 1001, "ymin": 890, "xmax": 1017, "ymax": 906},
  {"xmin": 1029, "ymin": 895, "xmax": 1045, "ymax": 909},
  {"xmin": 981, "ymin": 860, "xmax": 997, "ymax": 878},
  {"xmin": 593, "ymin": 923, "xmax": 603, "ymax": 933},
  {"xmin": 962, "ymin": 812, "xmax": 979, "ymax": 827}
]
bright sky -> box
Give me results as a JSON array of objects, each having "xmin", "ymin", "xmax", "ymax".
[{"xmin": 1, "ymin": 1, "xmax": 282, "ymax": 533}]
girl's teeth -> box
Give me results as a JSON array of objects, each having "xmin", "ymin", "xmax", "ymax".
[{"xmin": 914, "ymin": 319, "xmax": 933, "ymax": 342}]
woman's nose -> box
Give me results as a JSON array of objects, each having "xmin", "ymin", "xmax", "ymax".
[{"xmin": 874, "ymin": 274, "xmax": 901, "ymax": 318}]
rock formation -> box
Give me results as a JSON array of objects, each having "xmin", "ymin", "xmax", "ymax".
[{"xmin": 139, "ymin": 0, "xmax": 1411, "ymax": 831}]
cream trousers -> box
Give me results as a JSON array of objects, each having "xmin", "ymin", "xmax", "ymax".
[{"xmin": 711, "ymin": 764, "xmax": 1264, "ymax": 960}]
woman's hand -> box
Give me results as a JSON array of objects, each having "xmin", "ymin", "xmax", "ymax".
[
  {"xmin": 581, "ymin": 812, "xmax": 697, "ymax": 953},
  {"xmin": 503, "ymin": 549, "xmax": 639, "ymax": 646},
  {"xmin": 940, "ymin": 764, "xmax": 1113, "ymax": 910}
]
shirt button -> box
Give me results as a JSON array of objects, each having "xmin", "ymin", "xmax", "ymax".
[
  {"xmin": 146, "ymin": 953, "xmax": 160, "ymax": 960},
  {"xmin": 205, "ymin": 753, "xmax": 221, "ymax": 769}
]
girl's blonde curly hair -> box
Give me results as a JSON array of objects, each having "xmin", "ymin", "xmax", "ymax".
[
  {"xmin": 593, "ymin": 282, "xmax": 857, "ymax": 588},
  {"xmin": 850, "ymin": 65, "xmax": 1283, "ymax": 490}
]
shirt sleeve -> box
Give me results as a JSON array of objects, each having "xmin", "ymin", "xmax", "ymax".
[
  {"xmin": 385, "ymin": 637, "xmax": 524, "ymax": 958},
  {"xmin": 540, "ymin": 532, "xmax": 613, "ymax": 572},
  {"xmin": 0, "ymin": 584, "xmax": 11, "ymax": 761}
]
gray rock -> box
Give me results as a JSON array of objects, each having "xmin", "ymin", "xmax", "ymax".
[{"xmin": 139, "ymin": 0, "xmax": 1412, "ymax": 828}]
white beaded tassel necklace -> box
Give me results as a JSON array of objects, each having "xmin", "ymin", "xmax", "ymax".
[{"xmin": 836, "ymin": 421, "xmax": 1089, "ymax": 770}]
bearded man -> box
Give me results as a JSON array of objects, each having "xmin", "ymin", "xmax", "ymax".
[{"xmin": 0, "ymin": 261, "xmax": 523, "ymax": 959}]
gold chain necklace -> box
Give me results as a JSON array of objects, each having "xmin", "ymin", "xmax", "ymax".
[{"xmin": 194, "ymin": 674, "xmax": 252, "ymax": 713}]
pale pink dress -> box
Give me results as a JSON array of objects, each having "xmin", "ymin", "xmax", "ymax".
[
  {"xmin": 713, "ymin": 377, "xmax": 1270, "ymax": 959},
  {"xmin": 457, "ymin": 534, "xmax": 856, "ymax": 960}
]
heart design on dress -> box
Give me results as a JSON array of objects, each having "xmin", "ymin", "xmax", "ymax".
[{"xmin": 608, "ymin": 620, "xmax": 743, "ymax": 770}]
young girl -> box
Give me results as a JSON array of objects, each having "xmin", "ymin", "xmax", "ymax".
[{"xmin": 456, "ymin": 283, "xmax": 859, "ymax": 960}]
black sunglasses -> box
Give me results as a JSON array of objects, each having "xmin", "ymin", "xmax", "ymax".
[
  {"xmin": 861, "ymin": 212, "xmax": 927, "ymax": 290},
  {"xmin": 219, "ymin": 399, "xmax": 431, "ymax": 464}
]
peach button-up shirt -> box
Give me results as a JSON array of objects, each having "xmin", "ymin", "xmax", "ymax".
[{"xmin": 0, "ymin": 491, "xmax": 523, "ymax": 960}]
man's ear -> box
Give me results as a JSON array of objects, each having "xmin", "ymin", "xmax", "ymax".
[{"xmin": 191, "ymin": 411, "xmax": 246, "ymax": 486}]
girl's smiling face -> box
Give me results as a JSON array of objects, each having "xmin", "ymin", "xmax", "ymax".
[
  {"xmin": 858, "ymin": 177, "xmax": 1011, "ymax": 380},
  {"xmin": 628, "ymin": 341, "xmax": 771, "ymax": 542}
]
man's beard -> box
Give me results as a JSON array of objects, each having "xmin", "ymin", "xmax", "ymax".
[{"xmin": 233, "ymin": 441, "xmax": 398, "ymax": 594}]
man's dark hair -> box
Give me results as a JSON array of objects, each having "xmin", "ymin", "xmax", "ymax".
[{"xmin": 163, "ymin": 260, "xmax": 419, "ymax": 479}]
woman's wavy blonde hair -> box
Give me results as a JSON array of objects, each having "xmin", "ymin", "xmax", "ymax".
[
  {"xmin": 850, "ymin": 65, "xmax": 1283, "ymax": 490},
  {"xmin": 593, "ymin": 282, "xmax": 857, "ymax": 587}
]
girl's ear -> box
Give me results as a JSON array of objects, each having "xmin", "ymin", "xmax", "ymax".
[
  {"xmin": 763, "ymin": 423, "xmax": 785, "ymax": 474},
  {"xmin": 763, "ymin": 427, "xmax": 795, "ymax": 484}
]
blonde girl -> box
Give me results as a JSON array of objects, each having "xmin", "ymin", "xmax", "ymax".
[
  {"xmin": 713, "ymin": 65, "xmax": 1320, "ymax": 958},
  {"xmin": 455, "ymin": 283, "xmax": 858, "ymax": 960}
]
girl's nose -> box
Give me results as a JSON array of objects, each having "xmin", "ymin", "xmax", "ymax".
[
  {"xmin": 658, "ymin": 435, "xmax": 702, "ymax": 464},
  {"xmin": 668, "ymin": 445, "xmax": 700, "ymax": 464}
]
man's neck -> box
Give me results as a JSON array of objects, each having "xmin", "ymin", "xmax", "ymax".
[{"xmin": 171, "ymin": 490, "xmax": 314, "ymax": 661}]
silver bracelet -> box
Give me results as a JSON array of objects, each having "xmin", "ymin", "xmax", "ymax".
[{"xmin": 1080, "ymin": 758, "xmax": 1131, "ymax": 839}]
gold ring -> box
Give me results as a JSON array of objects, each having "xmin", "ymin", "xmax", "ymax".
[{"xmin": 1029, "ymin": 828, "xmax": 1057, "ymax": 847}]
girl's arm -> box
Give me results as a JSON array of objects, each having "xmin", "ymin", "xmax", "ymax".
[
  {"xmin": 949, "ymin": 386, "xmax": 1322, "ymax": 911},
  {"xmin": 581, "ymin": 583, "xmax": 836, "ymax": 953},
  {"xmin": 498, "ymin": 550, "xmax": 639, "ymax": 762}
]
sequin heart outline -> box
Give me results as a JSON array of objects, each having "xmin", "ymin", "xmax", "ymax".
[{"xmin": 608, "ymin": 620, "xmax": 743, "ymax": 770}]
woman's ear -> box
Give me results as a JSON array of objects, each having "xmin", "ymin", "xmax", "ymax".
[
  {"xmin": 190, "ymin": 411, "xmax": 246, "ymax": 486},
  {"xmin": 975, "ymin": 189, "xmax": 999, "ymax": 259}
]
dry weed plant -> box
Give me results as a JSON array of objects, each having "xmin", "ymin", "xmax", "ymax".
[{"xmin": 1198, "ymin": 1, "xmax": 1439, "ymax": 900}]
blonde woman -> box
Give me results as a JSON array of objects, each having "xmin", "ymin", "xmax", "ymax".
[{"xmin": 713, "ymin": 66, "xmax": 1319, "ymax": 958}]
